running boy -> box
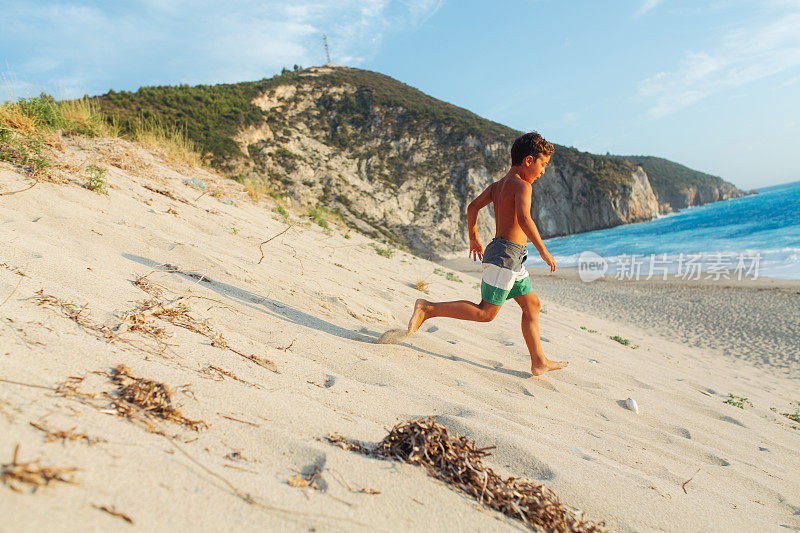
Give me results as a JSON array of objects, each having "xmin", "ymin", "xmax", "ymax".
[{"xmin": 407, "ymin": 132, "xmax": 567, "ymax": 376}]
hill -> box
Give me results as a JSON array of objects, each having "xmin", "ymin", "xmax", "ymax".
[
  {"xmin": 615, "ymin": 155, "xmax": 750, "ymax": 211},
  {"xmin": 94, "ymin": 66, "xmax": 745, "ymax": 255}
]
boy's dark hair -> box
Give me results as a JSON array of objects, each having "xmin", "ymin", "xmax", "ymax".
[{"xmin": 511, "ymin": 132, "xmax": 554, "ymax": 165}]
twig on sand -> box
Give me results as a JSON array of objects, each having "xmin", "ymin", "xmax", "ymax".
[
  {"xmin": 0, "ymin": 377, "xmax": 56, "ymax": 391},
  {"xmin": 0, "ymin": 177, "xmax": 39, "ymax": 197},
  {"xmin": 276, "ymin": 339, "xmax": 295, "ymax": 352},
  {"xmin": 258, "ymin": 222, "xmax": 299, "ymax": 264},
  {"xmin": 0, "ymin": 273, "xmax": 25, "ymax": 310},
  {"xmin": 162, "ymin": 435, "xmax": 255, "ymax": 504},
  {"xmin": 92, "ymin": 504, "xmax": 134, "ymax": 524},
  {"xmin": 682, "ymin": 467, "xmax": 701, "ymax": 494}
]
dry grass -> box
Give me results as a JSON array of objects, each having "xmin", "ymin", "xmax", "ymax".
[
  {"xmin": 0, "ymin": 444, "xmax": 77, "ymax": 493},
  {"xmin": 33, "ymin": 290, "xmax": 114, "ymax": 341},
  {"xmin": 327, "ymin": 418, "xmax": 606, "ymax": 532},
  {"xmin": 414, "ymin": 279, "xmax": 430, "ymax": 293},
  {"xmin": 29, "ymin": 422, "xmax": 102, "ymax": 446},
  {"xmin": 129, "ymin": 115, "xmax": 202, "ymax": 168},
  {"xmin": 131, "ymin": 272, "xmax": 279, "ymax": 373},
  {"xmin": 108, "ymin": 364, "xmax": 207, "ymax": 432}
]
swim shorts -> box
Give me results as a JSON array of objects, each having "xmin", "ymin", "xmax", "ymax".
[{"xmin": 480, "ymin": 237, "xmax": 533, "ymax": 306}]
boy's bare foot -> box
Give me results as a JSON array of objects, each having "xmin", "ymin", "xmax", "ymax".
[
  {"xmin": 407, "ymin": 299, "xmax": 429, "ymax": 334},
  {"xmin": 530, "ymin": 359, "xmax": 569, "ymax": 376}
]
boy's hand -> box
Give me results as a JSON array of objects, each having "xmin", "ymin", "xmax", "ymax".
[
  {"xmin": 541, "ymin": 250, "xmax": 557, "ymax": 272},
  {"xmin": 469, "ymin": 239, "xmax": 483, "ymax": 262}
]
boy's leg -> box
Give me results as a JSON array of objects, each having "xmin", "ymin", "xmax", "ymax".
[
  {"xmin": 408, "ymin": 299, "xmax": 500, "ymax": 334},
  {"xmin": 512, "ymin": 291, "xmax": 568, "ymax": 376}
]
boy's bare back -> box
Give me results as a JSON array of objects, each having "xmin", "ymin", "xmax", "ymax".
[{"xmin": 490, "ymin": 175, "xmax": 534, "ymax": 247}]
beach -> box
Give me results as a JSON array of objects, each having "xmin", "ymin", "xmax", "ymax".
[
  {"xmin": 444, "ymin": 259, "xmax": 800, "ymax": 378},
  {"xmin": 2, "ymin": 136, "xmax": 799, "ymax": 532}
]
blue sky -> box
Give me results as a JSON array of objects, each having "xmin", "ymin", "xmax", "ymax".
[{"xmin": 2, "ymin": 0, "xmax": 798, "ymax": 188}]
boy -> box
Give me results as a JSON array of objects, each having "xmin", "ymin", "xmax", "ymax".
[{"xmin": 407, "ymin": 132, "xmax": 567, "ymax": 376}]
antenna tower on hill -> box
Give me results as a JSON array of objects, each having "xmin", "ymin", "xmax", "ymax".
[{"xmin": 322, "ymin": 34, "xmax": 331, "ymax": 64}]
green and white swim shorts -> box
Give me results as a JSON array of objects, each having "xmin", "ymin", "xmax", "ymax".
[{"xmin": 480, "ymin": 237, "xmax": 533, "ymax": 306}]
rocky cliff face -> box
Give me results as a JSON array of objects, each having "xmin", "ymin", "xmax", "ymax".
[
  {"xmin": 227, "ymin": 66, "xmax": 661, "ymax": 257},
  {"xmin": 531, "ymin": 164, "xmax": 659, "ymax": 238},
  {"xmin": 616, "ymin": 155, "xmax": 749, "ymax": 213}
]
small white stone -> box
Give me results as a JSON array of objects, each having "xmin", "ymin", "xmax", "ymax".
[{"xmin": 625, "ymin": 397, "xmax": 639, "ymax": 414}]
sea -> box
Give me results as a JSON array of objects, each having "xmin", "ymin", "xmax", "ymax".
[{"xmin": 525, "ymin": 179, "xmax": 800, "ymax": 280}]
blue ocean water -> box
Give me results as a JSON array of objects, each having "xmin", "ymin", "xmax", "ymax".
[{"xmin": 525, "ymin": 179, "xmax": 800, "ymax": 279}]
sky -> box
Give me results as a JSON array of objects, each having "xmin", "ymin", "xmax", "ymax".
[{"xmin": 2, "ymin": 0, "xmax": 799, "ymax": 188}]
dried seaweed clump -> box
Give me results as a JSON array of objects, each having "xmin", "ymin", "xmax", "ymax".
[
  {"xmin": 0, "ymin": 445, "xmax": 77, "ymax": 492},
  {"xmin": 327, "ymin": 418, "xmax": 605, "ymax": 533},
  {"xmin": 109, "ymin": 365, "xmax": 207, "ymax": 432}
]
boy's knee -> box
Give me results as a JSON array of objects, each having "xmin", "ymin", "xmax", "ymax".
[
  {"xmin": 479, "ymin": 305, "xmax": 501, "ymax": 322},
  {"xmin": 521, "ymin": 295, "xmax": 541, "ymax": 315}
]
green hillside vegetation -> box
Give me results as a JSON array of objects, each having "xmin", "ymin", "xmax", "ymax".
[
  {"xmin": 553, "ymin": 146, "xmax": 638, "ymax": 195},
  {"xmin": 94, "ymin": 67, "xmax": 519, "ymax": 165},
  {"xmin": 614, "ymin": 155, "xmax": 731, "ymax": 199}
]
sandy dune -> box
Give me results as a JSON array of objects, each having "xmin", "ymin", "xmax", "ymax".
[{"xmin": 1, "ymin": 136, "xmax": 799, "ymax": 532}]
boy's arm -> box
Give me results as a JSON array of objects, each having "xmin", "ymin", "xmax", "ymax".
[
  {"xmin": 466, "ymin": 182, "xmax": 494, "ymax": 261},
  {"xmin": 515, "ymin": 182, "xmax": 557, "ymax": 272}
]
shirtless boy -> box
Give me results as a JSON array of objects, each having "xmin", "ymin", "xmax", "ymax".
[{"xmin": 407, "ymin": 132, "xmax": 568, "ymax": 376}]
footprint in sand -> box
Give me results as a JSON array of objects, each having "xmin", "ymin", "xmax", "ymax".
[
  {"xmin": 706, "ymin": 454, "xmax": 731, "ymax": 466},
  {"xmin": 716, "ymin": 414, "xmax": 746, "ymax": 427},
  {"xmin": 529, "ymin": 380, "xmax": 558, "ymax": 392},
  {"xmin": 375, "ymin": 328, "xmax": 410, "ymax": 344}
]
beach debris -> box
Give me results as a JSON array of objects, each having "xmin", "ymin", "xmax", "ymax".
[
  {"xmin": 129, "ymin": 274, "xmax": 279, "ymax": 373},
  {"xmin": 0, "ymin": 445, "xmax": 77, "ymax": 492},
  {"xmin": 144, "ymin": 184, "xmax": 187, "ymax": 204},
  {"xmin": 108, "ymin": 364, "xmax": 207, "ymax": 432},
  {"xmin": 414, "ymin": 279, "xmax": 430, "ymax": 293},
  {"xmin": 375, "ymin": 328, "xmax": 410, "ymax": 345},
  {"xmin": 29, "ymin": 422, "xmax": 102, "ymax": 446},
  {"xmin": 287, "ymin": 463, "xmax": 325, "ymax": 491},
  {"xmin": 681, "ymin": 467, "xmax": 701, "ymax": 494},
  {"xmin": 92, "ymin": 504, "xmax": 134, "ymax": 524},
  {"xmin": 257, "ymin": 221, "xmax": 300, "ymax": 264},
  {"xmin": 33, "ymin": 290, "xmax": 113, "ymax": 341},
  {"xmin": 624, "ymin": 398, "xmax": 639, "ymax": 414},
  {"xmin": 184, "ymin": 178, "xmax": 205, "ymax": 190},
  {"xmin": 198, "ymin": 364, "xmax": 262, "ymax": 389},
  {"xmin": 326, "ymin": 418, "xmax": 606, "ymax": 532}
]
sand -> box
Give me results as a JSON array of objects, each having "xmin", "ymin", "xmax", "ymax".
[{"xmin": 1, "ymin": 136, "xmax": 799, "ymax": 532}]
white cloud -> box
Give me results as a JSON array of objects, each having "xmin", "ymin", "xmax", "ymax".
[
  {"xmin": 634, "ymin": 0, "xmax": 664, "ymax": 18},
  {"xmin": 636, "ymin": 5, "xmax": 800, "ymax": 118},
  {"xmin": 0, "ymin": 0, "xmax": 443, "ymax": 99}
]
